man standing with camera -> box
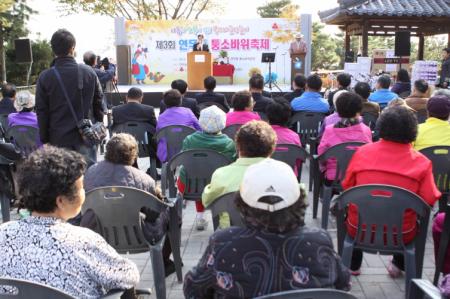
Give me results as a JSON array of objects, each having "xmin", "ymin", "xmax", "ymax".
[{"xmin": 35, "ymin": 29, "xmax": 104, "ymax": 166}]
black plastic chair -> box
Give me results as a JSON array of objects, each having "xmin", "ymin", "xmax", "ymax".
[
  {"xmin": 207, "ymin": 192, "xmax": 244, "ymax": 230},
  {"xmin": 0, "ymin": 141, "xmax": 21, "ymax": 222},
  {"xmin": 409, "ymin": 279, "xmax": 443, "ymax": 299},
  {"xmin": 253, "ymin": 288, "xmax": 357, "ymax": 299},
  {"xmin": 258, "ymin": 111, "xmax": 268, "ymax": 121},
  {"xmin": 0, "ymin": 114, "xmax": 8, "ymax": 135},
  {"xmin": 197, "ymin": 101, "xmax": 226, "ymax": 112},
  {"xmin": 433, "ymin": 195, "xmax": 450, "ymax": 286},
  {"xmin": 0, "ymin": 277, "xmax": 151, "ymax": 299},
  {"xmin": 111, "ymin": 121, "xmax": 157, "ymax": 179},
  {"xmin": 361, "ymin": 112, "xmax": 378, "ymax": 131},
  {"xmin": 271, "ymin": 144, "xmax": 309, "ymax": 182},
  {"xmin": 156, "ymin": 125, "xmax": 196, "ymax": 195},
  {"xmin": 314, "ymin": 142, "xmax": 365, "ymax": 229},
  {"xmin": 416, "ymin": 109, "xmax": 427, "ymax": 124},
  {"xmin": 335, "ymin": 185, "xmax": 431, "ymax": 299},
  {"xmin": 289, "ymin": 112, "xmax": 326, "ymax": 191},
  {"xmin": 419, "ymin": 146, "xmax": 450, "ymax": 212},
  {"xmin": 222, "ymin": 124, "xmax": 242, "ymax": 141},
  {"xmin": 167, "ymin": 149, "xmax": 232, "ymax": 200},
  {"xmin": 6, "ymin": 125, "xmax": 40, "ymax": 157},
  {"xmin": 82, "ymin": 187, "xmax": 182, "ymax": 299}
]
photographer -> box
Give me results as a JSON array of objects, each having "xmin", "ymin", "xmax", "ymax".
[
  {"xmin": 35, "ymin": 29, "xmax": 104, "ymax": 167},
  {"xmin": 84, "ymin": 51, "xmax": 116, "ymax": 109}
]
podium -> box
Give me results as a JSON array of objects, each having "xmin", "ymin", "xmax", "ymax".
[
  {"xmin": 187, "ymin": 51, "xmax": 212, "ymax": 90},
  {"xmin": 290, "ymin": 53, "xmax": 306, "ymax": 83}
]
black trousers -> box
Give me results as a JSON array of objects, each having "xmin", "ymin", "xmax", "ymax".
[{"xmin": 350, "ymin": 249, "xmax": 405, "ymax": 271}]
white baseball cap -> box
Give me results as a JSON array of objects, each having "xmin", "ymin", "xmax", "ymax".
[{"xmin": 240, "ymin": 159, "xmax": 300, "ymax": 212}]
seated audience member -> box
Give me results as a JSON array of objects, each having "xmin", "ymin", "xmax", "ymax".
[
  {"xmin": 185, "ymin": 159, "xmax": 351, "ymax": 298},
  {"xmin": 83, "ymin": 133, "xmax": 176, "ymax": 276},
  {"xmin": 266, "ymin": 97, "xmax": 301, "ymax": 146},
  {"xmin": 318, "ymin": 92, "xmax": 371, "ymax": 182},
  {"xmin": 434, "ymin": 89, "xmax": 450, "ymax": 98},
  {"xmin": 249, "ymin": 74, "xmax": 273, "ymax": 114},
  {"xmin": 322, "ymin": 90, "xmax": 349, "ymax": 129},
  {"xmin": 156, "ymin": 89, "xmax": 201, "ymax": 163},
  {"xmin": 160, "ymin": 79, "xmax": 200, "ymax": 118},
  {"xmin": 7, "ymin": 91, "xmax": 38, "ymax": 129},
  {"xmin": 368, "ymin": 75, "xmax": 398, "ymax": 106},
  {"xmin": 291, "ymin": 74, "xmax": 329, "ymax": 113},
  {"xmin": 342, "ymin": 106, "xmax": 440, "ymax": 276},
  {"xmin": 405, "ymin": 79, "xmax": 430, "ymax": 112},
  {"xmin": 202, "ymin": 120, "xmax": 276, "ymax": 228},
  {"xmin": 414, "ymin": 95, "xmax": 450, "ymax": 151},
  {"xmin": 327, "ymin": 72, "xmax": 352, "ymax": 110},
  {"xmin": 178, "ymin": 105, "xmax": 236, "ymax": 230},
  {"xmin": 0, "ymin": 146, "xmax": 139, "ymax": 298},
  {"xmin": 0, "ymin": 83, "xmax": 16, "ymax": 115},
  {"xmin": 391, "ymin": 68, "xmax": 411, "ymax": 96},
  {"xmin": 354, "ymin": 82, "xmax": 380, "ymax": 118},
  {"xmin": 112, "ymin": 87, "xmax": 157, "ymax": 129},
  {"xmin": 284, "ymin": 74, "xmax": 306, "ymax": 103},
  {"xmin": 433, "ymin": 213, "xmax": 450, "ymax": 275},
  {"xmin": 226, "ymin": 90, "xmax": 261, "ymax": 126},
  {"xmin": 387, "ymin": 98, "xmax": 413, "ymax": 109},
  {"xmin": 195, "ymin": 76, "xmax": 230, "ymax": 112}
]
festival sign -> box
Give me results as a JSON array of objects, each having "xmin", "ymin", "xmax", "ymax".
[{"xmin": 125, "ymin": 18, "xmax": 301, "ymax": 85}]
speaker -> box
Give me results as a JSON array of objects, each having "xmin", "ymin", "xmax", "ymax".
[
  {"xmin": 116, "ymin": 45, "xmax": 131, "ymax": 85},
  {"xmin": 14, "ymin": 39, "xmax": 33, "ymax": 63},
  {"xmin": 395, "ymin": 31, "xmax": 411, "ymax": 57}
]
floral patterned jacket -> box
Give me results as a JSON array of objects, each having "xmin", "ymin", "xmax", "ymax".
[{"xmin": 184, "ymin": 225, "xmax": 351, "ymax": 299}]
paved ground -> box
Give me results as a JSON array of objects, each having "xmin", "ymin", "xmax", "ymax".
[
  {"xmin": 1, "ymin": 156, "xmax": 438, "ymax": 299},
  {"xmin": 125, "ymin": 158, "xmax": 438, "ymax": 299}
]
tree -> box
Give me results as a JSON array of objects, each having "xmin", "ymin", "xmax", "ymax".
[
  {"xmin": 57, "ymin": 0, "xmax": 219, "ymax": 20},
  {"xmin": 257, "ymin": 0, "xmax": 298, "ymax": 18},
  {"xmin": 311, "ymin": 22, "xmax": 340, "ymax": 71}
]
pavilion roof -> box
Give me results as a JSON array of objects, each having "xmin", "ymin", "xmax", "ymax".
[{"xmin": 319, "ymin": 0, "xmax": 450, "ymax": 24}]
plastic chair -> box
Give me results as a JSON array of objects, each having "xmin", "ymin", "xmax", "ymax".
[
  {"xmin": 314, "ymin": 142, "xmax": 365, "ymax": 229},
  {"xmin": 361, "ymin": 112, "xmax": 378, "ymax": 131},
  {"xmin": 0, "ymin": 277, "xmax": 151, "ymax": 299},
  {"xmin": 416, "ymin": 110, "xmax": 427, "ymax": 124},
  {"xmin": 253, "ymin": 288, "xmax": 357, "ymax": 299},
  {"xmin": 0, "ymin": 141, "xmax": 21, "ymax": 222},
  {"xmin": 197, "ymin": 101, "xmax": 226, "ymax": 112},
  {"xmin": 289, "ymin": 112, "xmax": 326, "ymax": 191},
  {"xmin": 207, "ymin": 192, "xmax": 244, "ymax": 230},
  {"xmin": 111, "ymin": 121, "xmax": 157, "ymax": 179},
  {"xmin": 419, "ymin": 146, "xmax": 450, "ymax": 212},
  {"xmin": 167, "ymin": 149, "xmax": 232, "ymax": 200},
  {"xmin": 0, "ymin": 114, "xmax": 8, "ymax": 135},
  {"xmin": 335, "ymin": 185, "xmax": 431, "ymax": 299},
  {"xmin": 271, "ymin": 144, "xmax": 309, "ymax": 182},
  {"xmin": 6, "ymin": 125, "xmax": 40, "ymax": 157},
  {"xmin": 409, "ymin": 279, "xmax": 443, "ymax": 299},
  {"xmin": 82, "ymin": 186, "xmax": 183, "ymax": 299},
  {"xmin": 222, "ymin": 124, "xmax": 242, "ymax": 140},
  {"xmin": 156, "ymin": 125, "xmax": 196, "ymax": 195},
  {"xmin": 433, "ymin": 196, "xmax": 450, "ymax": 285}
]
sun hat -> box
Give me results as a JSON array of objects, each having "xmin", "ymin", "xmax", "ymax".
[
  {"xmin": 199, "ymin": 105, "xmax": 226, "ymax": 133},
  {"xmin": 240, "ymin": 159, "xmax": 300, "ymax": 212}
]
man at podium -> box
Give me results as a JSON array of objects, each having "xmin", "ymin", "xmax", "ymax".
[
  {"xmin": 193, "ymin": 34, "xmax": 209, "ymax": 52},
  {"xmin": 289, "ymin": 33, "xmax": 307, "ymax": 55}
]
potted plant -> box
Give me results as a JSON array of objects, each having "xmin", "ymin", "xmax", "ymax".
[{"xmin": 219, "ymin": 50, "xmax": 229, "ymax": 64}]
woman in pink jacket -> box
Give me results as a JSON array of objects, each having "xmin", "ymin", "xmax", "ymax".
[
  {"xmin": 318, "ymin": 92, "xmax": 372, "ymax": 182},
  {"xmin": 226, "ymin": 90, "xmax": 261, "ymax": 126}
]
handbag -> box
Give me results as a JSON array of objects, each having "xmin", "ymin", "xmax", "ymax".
[{"xmin": 52, "ymin": 65, "xmax": 107, "ymax": 146}]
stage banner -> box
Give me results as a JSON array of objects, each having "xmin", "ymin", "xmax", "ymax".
[{"xmin": 124, "ymin": 18, "xmax": 301, "ymax": 85}]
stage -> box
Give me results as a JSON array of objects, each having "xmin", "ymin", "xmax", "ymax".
[{"xmin": 106, "ymin": 83, "xmax": 292, "ymax": 107}]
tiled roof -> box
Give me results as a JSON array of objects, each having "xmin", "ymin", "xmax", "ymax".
[{"xmin": 319, "ymin": 0, "xmax": 450, "ymax": 23}]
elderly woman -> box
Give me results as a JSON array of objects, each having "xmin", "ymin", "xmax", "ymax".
[
  {"xmin": 7, "ymin": 90, "xmax": 38, "ymax": 129},
  {"xmin": 266, "ymin": 97, "xmax": 301, "ymax": 145},
  {"xmin": 225, "ymin": 90, "xmax": 261, "ymax": 126},
  {"xmin": 0, "ymin": 145, "xmax": 139, "ymax": 298},
  {"xmin": 185, "ymin": 159, "xmax": 351, "ymax": 298},
  {"xmin": 342, "ymin": 106, "xmax": 441, "ymax": 276}
]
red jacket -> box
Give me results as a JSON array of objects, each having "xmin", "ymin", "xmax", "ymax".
[{"xmin": 342, "ymin": 139, "xmax": 441, "ymax": 243}]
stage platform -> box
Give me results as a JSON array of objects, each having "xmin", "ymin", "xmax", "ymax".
[{"xmin": 106, "ymin": 83, "xmax": 291, "ymax": 107}]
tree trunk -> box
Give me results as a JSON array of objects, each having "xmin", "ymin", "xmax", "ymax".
[{"xmin": 0, "ymin": 21, "xmax": 6, "ymax": 84}]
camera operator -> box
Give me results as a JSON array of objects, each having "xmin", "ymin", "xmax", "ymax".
[{"xmin": 35, "ymin": 29, "xmax": 104, "ymax": 167}]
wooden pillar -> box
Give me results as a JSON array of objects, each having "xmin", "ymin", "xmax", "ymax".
[
  {"xmin": 362, "ymin": 21, "xmax": 369, "ymax": 57},
  {"xmin": 345, "ymin": 26, "xmax": 350, "ymax": 54},
  {"xmin": 418, "ymin": 35, "xmax": 425, "ymax": 60}
]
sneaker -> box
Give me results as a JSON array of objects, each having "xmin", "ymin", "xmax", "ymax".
[
  {"xmin": 350, "ymin": 269, "xmax": 361, "ymax": 276},
  {"xmin": 196, "ymin": 218, "xmax": 208, "ymax": 231},
  {"xmin": 387, "ymin": 260, "xmax": 402, "ymax": 278}
]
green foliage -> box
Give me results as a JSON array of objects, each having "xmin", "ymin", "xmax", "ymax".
[
  {"xmin": 0, "ymin": 0, "xmax": 34, "ymax": 44},
  {"xmin": 257, "ymin": 0, "xmax": 291, "ymax": 18},
  {"xmin": 311, "ymin": 22, "xmax": 340, "ymax": 71},
  {"xmin": 410, "ymin": 36, "xmax": 447, "ymax": 64},
  {"xmin": 6, "ymin": 39, "xmax": 53, "ymax": 86}
]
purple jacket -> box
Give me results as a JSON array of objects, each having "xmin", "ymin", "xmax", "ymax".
[
  {"xmin": 156, "ymin": 107, "xmax": 201, "ymax": 162},
  {"xmin": 7, "ymin": 112, "xmax": 39, "ymax": 129},
  {"xmin": 318, "ymin": 123, "xmax": 372, "ymax": 180}
]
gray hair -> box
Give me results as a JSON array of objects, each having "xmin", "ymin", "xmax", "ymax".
[
  {"xmin": 14, "ymin": 91, "xmax": 35, "ymax": 112},
  {"xmin": 433, "ymin": 89, "xmax": 450, "ymax": 98}
]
